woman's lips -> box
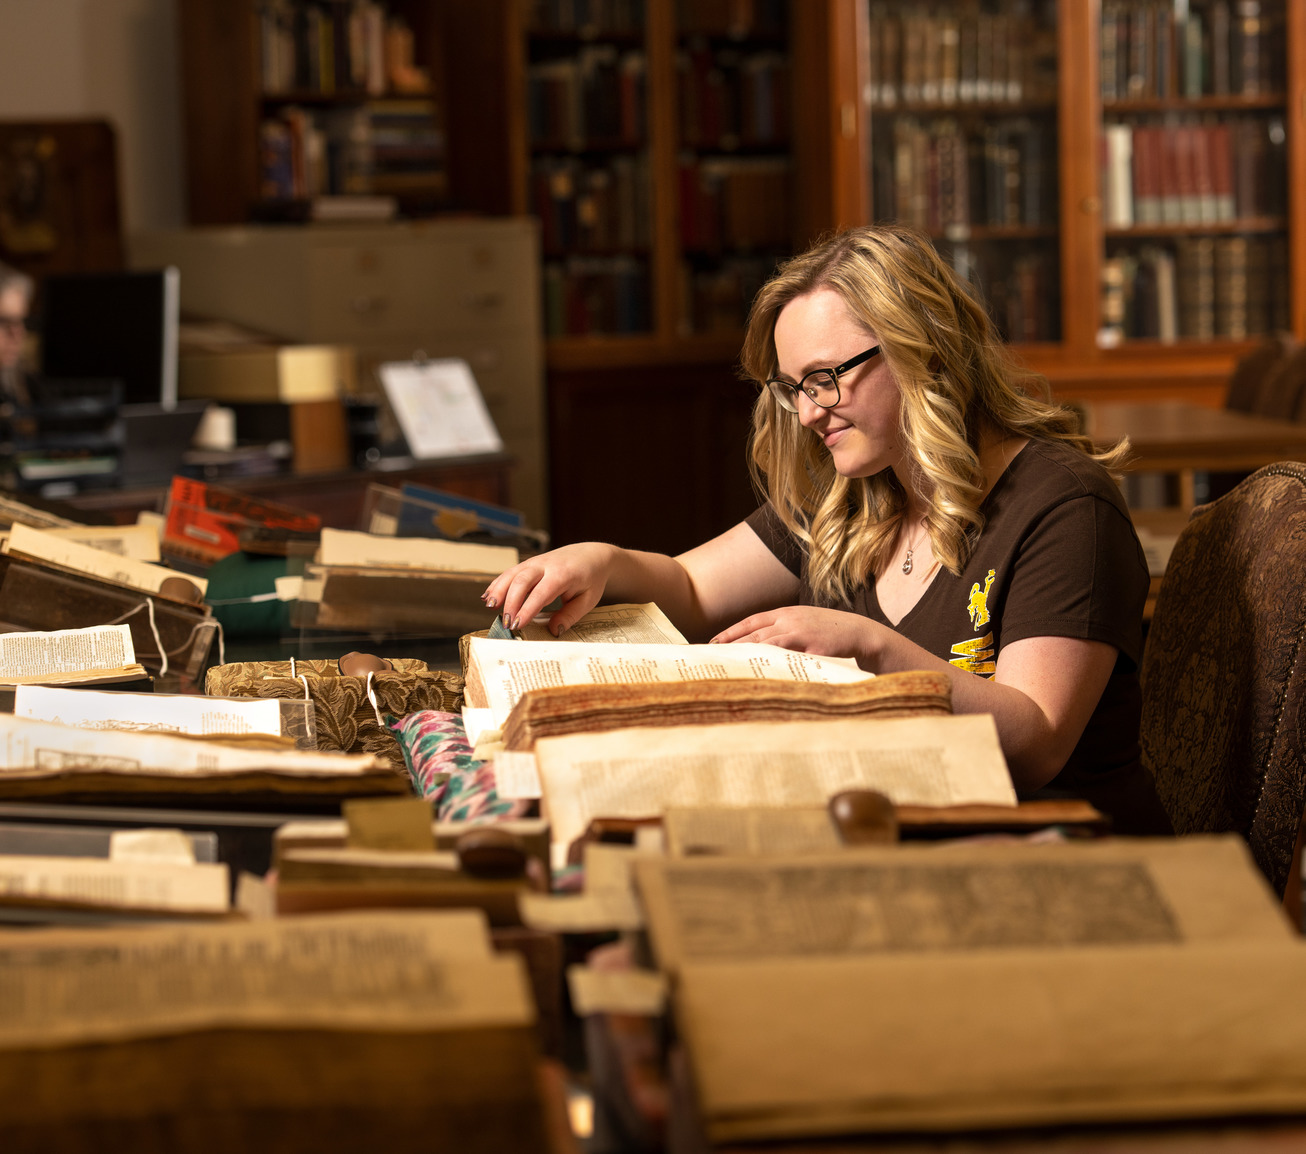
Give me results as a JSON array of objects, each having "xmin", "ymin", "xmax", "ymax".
[{"xmin": 823, "ymin": 426, "xmax": 850, "ymax": 448}]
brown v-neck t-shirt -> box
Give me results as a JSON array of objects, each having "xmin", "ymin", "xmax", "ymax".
[{"xmin": 747, "ymin": 438, "xmax": 1171, "ymax": 834}]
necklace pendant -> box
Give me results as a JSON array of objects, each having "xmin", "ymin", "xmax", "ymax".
[{"xmin": 901, "ymin": 552, "xmax": 913, "ymax": 576}]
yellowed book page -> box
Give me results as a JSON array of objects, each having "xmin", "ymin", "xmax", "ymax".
[
  {"xmin": 0, "ymin": 911, "xmax": 527, "ymax": 1050},
  {"xmin": 13, "ymin": 685, "xmax": 284, "ymax": 737},
  {"xmin": 3, "ymin": 522, "xmax": 207, "ymax": 598},
  {"xmin": 469, "ymin": 637, "xmax": 873, "ymax": 727},
  {"xmin": 0, "ymin": 715, "xmax": 384, "ymax": 779},
  {"xmin": 0, "ymin": 854, "xmax": 230, "ymax": 914},
  {"xmin": 567, "ymin": 965, "xmax": 667, "ymax": 1016},
  {"xmin": 636, "ymin": 835, "xmax": 1292, "ymax": 975},
  {"xmin": 679, "ymin": 940, "xmax": 1306, "ymax": 1142},
  {"xmin": 663, "ymin": 806, "xmax": 842, "ymax": 858},
  {"xmin": 318, "ymin": 527, "xmax": 517, "ymax": 574},
  {"xmin": 535, "ymin": 714, "xmax": 1014, "ymax": 853},
  {"xmin": 0, "ymin": 624, "xmax": 137, "ymax": 683},
  {"xmin": 8, "ymin": 524, "xmax": 162, "ymax": 562},
  {"xmin": 517, "ymin": 602, "xmax": 688, "ymax": 645}
]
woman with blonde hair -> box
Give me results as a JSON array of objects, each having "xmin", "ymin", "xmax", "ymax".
[{"xmin": 484, "ymin": 224, "xmax": 1168, "ymax": 832}]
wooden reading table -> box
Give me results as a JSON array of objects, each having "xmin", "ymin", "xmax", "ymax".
[{"xmin": 1083, "ymin": 401, "xmax": 1306, "ymax": 510}]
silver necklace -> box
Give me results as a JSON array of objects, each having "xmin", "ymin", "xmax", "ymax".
[{"xmin": 901, "ymin": 519, "xmax": 928, "ymax": 576}]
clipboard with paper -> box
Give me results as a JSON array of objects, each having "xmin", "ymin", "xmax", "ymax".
[{"xmin": 377, "ymin": 357, "xmax": 504, "ymax": 459}]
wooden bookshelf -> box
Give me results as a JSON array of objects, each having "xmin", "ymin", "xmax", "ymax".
[{"xmin": 175, "ymin": 0, "xmax": 1306, "ymax": 550}]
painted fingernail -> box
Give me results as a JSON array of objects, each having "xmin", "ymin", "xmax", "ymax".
[{"xmin": 484, "ymin": 596, "xmax": 496, "ymax": 607}]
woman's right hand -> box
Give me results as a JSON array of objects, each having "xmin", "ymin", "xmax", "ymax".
[{"xmin": 482, "ymin": 542, "xmax": 621, "ymax": 635}]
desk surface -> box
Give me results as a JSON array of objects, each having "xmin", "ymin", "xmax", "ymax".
[{"xmin": 1085, "ymin": 401, "xmax": 1306, "ymax": 473}]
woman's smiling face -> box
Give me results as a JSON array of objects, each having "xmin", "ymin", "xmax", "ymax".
[{"xmin": 772, "ymin": 287, "xmax": 904, "ymax": 480}]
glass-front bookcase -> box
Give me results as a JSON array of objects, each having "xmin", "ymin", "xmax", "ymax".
[{"xmin": 865, "ymin": 1, "xmax": 1062, "ymax": 343}]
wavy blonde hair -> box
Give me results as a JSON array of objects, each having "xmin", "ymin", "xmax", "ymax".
[{"xmin": 741, "ymin": 224, "xmax": 1127, "ymax": 606}]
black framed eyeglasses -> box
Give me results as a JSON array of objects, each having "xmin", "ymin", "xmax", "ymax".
[{"xmin": 766, "ymin": 345, "xmax": 881, "ymax": 413}]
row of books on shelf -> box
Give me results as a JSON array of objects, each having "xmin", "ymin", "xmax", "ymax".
[
  {"xmin": 865, "ymin": 4, "xmax": 1057, "ymax": 109},
  {"xmin": 1102, "ymin": 115, "xmax": 1286, "ymax": 230},
  {"xmin": 680, "ymin": 156, "xmax": 790, "ymax": 253},
  {"xmin": 259, "ymin": 0, "xmax": 428, "ymax": 97},
  {"xmin": 943, "ymin": 243, "xmax": 1059, "ymax": 345},
  {"xmin": 532, "ymin": 155, "xmax": 651, "ymax": 255},
  {"xmin": 872, "ymin": 117, "xmax": 1055, "ymax": 236},
  {"xmin": 682, "ymin": 254, "xmax": 774, "ymax": 335},
  {"xmin": 530, "ymin": 0, "xmax": 645, "ymax": 36},
  {"xmin": 543, "ymin": 257, "xmax": 651, "ymax": 336},
  {"xmin": 1101, "ymin": 0, "xmax": 1284, "ymax": 103},
  {"xmin": 1100, "ymin": 235, "xmax": 1289, "ymax": 345},
  {"xmin": 528, "ymin": 46, "xmax": 646, "ymax": 151},
  {"xmin": 258, "ymin": 99, "xmax": 445, "ymax": 203},
  {"xmin": 677, "ymin": 46, "xmax": 789, "ymax": 150}
]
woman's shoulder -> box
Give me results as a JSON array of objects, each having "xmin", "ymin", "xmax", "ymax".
[{"xmin": 1011, "ymin": 437, "xmax": 1130, "ymax": 508}]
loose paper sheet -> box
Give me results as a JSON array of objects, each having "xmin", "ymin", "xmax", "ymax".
[
  {"xmin": 494, "ymin": 751, "xmax": 543, "ymax": 799},
  {"xmin": 0, "ymin": 854, "xmax": 229, "ymax": 914},
  {"xmin": 567, "ymin": 965, "xmax": 667, "ymax": 1017},
  {"xmin": 535, "ymin": 714, "xmax": 1015, "ymax": 853},
  {"xmin": 14, "ymin": 685, "xmax": 284, "ymax": 738},
  {"xmin": 25, "ymin": 524, "xmax": 160, "ymax": 562},
  {"xmin": 663, "ymin": 806, "xmax": 842, "ymax": 858},
  {"xmin": 319, "ymin": 526, "xmax": 517, "ymax": 574},
  {"xmin": 469, "ymin": 637, "xmax": 873, "ymax": 727},
  {"xmin": 5, "ymin": 522, "xmax": 207, "ymax": 598},
  {"xmin": 0, "ymin": 715, "xmax": 384, "ymax": 779},
  {"xmin": 517, "ymin": 603, "xmax": 688, "ymax": 645},
  {"xmin": 378, "ymin": 357, "xmax": 504, "ymax": 459}
]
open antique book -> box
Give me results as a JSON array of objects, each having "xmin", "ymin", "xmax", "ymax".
[
  {"xmin": 636, "ymin": 835, "xmax": 1306, "ymax": 1143},
  {"xmin": 464, "ymin": 633, "xmax": 875, "ymax": 729},
  {"xmin": 0, "ymin": 624, "xmax": 148, "ymax": 688},
  {"xmin": 530, "ymin": 712, "xmax": 1016, "ymax": 853},
  {"xmin": 0, "ymin": 911, "xmax": 546, "ymax": 1149}
]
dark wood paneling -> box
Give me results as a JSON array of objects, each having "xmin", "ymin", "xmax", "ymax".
[{"xmin": 547, "ymin": 362, "xmax": 760, "ymax": 554}]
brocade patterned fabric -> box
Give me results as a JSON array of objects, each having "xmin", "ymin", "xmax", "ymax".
[
  {"xmin": 205, "ymin": 658, "xmax": 464, "ymax": 774},
  {"xmin": 1141, "ymin": 463, "xmax": 1306, "ymax": 895}
]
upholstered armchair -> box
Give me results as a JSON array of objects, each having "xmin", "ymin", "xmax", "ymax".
[{"xmin": 1141, "ymin": 462, "xmax": 1306, "ymax": 901}]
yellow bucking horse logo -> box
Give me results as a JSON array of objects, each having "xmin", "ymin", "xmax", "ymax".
[{"xmin": 967, "ymin": 569, "xmax": 996, "ymax": 630}]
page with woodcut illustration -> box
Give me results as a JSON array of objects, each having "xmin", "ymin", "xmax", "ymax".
[
  {"xmin": 533, "ymin": 713, "xmax": 1014, "ymax": 853},
  {"xmin": 652, "ymin": 836, "xmax": 1306, "ymax": 1142}
]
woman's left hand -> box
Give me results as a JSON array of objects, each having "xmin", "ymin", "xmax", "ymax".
[{"xmin": 710, "ymin": 606, "xmax": 881, "ymax": 668}]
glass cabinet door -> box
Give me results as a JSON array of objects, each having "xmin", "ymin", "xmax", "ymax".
[
  {"xmin": 1098, "ymin": 0, "xmax": 1289, "ymax": 348},
  {"xmin": 865, "ymin": 1, "xmax": 1062, "ymax": 343}
]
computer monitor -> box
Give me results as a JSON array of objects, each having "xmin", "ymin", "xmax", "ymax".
[{"xmin": 38, "ymin": 267, "xmax": 180, "ymax": 409}]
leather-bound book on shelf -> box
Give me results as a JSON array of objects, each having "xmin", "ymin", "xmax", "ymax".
[{"xmin": 499, "ymin": 670, "xmax": 952, "ymax": 752}]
